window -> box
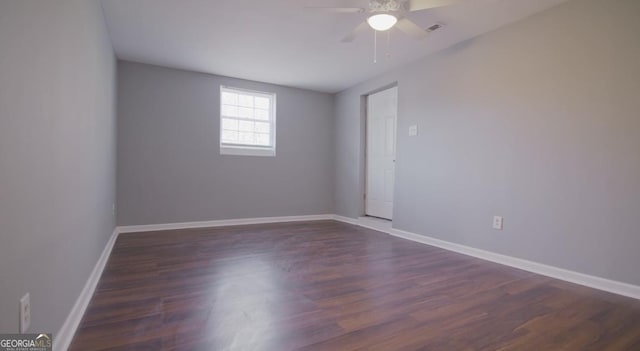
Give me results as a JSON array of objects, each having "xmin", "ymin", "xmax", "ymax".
[{"xmin": 220, "ymin": 86, "xmax": 276, "ymax": 156}]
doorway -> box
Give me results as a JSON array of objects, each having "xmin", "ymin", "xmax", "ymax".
[{"xmin": 365, "ymin": 86, "xmax": 397, "ymax": 220}]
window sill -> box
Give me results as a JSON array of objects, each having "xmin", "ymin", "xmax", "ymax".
[{"xmin": 220, "ymin": 145, "xmax": 276, "ymax": 157}]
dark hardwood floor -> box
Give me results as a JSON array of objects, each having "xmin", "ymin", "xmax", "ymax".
[{"xmin": 69, "ymin": 220, "xmax": 640, "ymax": 350}]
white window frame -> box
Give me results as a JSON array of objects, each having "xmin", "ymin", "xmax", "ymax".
[{"xmin": 219, "ymin": 86, "xmax": 276, "ymax": 157}]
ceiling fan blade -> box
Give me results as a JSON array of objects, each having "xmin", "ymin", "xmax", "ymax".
[
  {"xmin": 341, "ymin": 21, "xmax": 369, "ymax": 43},
  {"xmin": 407, "ymin": 0, "xmax": 456, "ymax": 12},
  {"xmin": 395, "ymin": 18, "xmax": 429, "ymax": 39},
  {"xmin": 305, "ymin": 6, "xmax": 365, "ymax": 13}
]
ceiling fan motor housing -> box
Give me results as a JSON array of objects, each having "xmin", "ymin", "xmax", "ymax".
[{"xmin": 369, "ymin": 0, "xmax": 402, "ymax": 13}]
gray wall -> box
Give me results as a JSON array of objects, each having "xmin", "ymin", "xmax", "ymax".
[
  {"xmin": 335, "ymin": 0, "xmax": 640, "ymax": 285},
  {"xmin": 117, "ymin": 61, "xmax": 334, "ymax": 225},
  {"xmin": 0, "ymin": 0, "xmax": 116, "ymax": 334}
]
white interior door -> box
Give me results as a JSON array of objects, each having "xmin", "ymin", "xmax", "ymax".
[{"xmin": 366, "ymin": 86, "xmax": 397, "ymax": 220}]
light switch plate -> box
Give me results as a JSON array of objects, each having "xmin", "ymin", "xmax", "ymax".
[{"xmin": 409, "ymin": 125, "xmax": 418, "ymax": 136}]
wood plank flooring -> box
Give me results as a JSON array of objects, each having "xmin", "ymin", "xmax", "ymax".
[{"xmin": 69, "ymin": 220, "xmax": 640, "ymax": 350}]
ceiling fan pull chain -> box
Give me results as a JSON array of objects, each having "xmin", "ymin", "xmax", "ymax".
[
  {"xmin": 374, "ymin": 30, "xmax": 378, "ymax": 64},
  {"xmin": 386, "ymin": 30, "xmax": 391, "ymax": 60}
]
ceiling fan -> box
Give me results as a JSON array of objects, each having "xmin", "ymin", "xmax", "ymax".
[{"xmin": 308, "ymin": 0, "xmax": 456, "ymax": 43}]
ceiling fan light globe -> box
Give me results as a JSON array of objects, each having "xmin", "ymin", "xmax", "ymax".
[{"xmin": 367, "ymin": 14, "xmax": 397, "ymax": 31}]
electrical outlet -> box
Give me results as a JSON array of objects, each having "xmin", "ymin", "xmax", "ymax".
[
  {"xmin": 19, "ymin": 293, "xmax": 30, "ymax": 333},
  {"xmin": 492, "ymin": 216, "xmax": 504, "ymax": 230},
  {"xmin": 409, "ymin": 125, "xmax": 418, "ymax": 136}
]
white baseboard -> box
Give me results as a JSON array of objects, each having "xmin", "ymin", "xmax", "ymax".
[
  {"xmin": 389, "ymin": 228, "xmax": 640, "ymax": 300},
  {"xmin": 333, "ymin": 215, "xmax": 640, "ymax": 300},
  {"xmin": 54, "ymin": 228, "xmax": 119, "ymax": 351},
  {"xmin": 117, "ymin": 214, "xmax": 334, "ymax": 233}
]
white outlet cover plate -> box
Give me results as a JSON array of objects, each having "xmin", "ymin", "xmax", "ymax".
[
  {"xmin": 409, "ymin": 125, "xmax": 418, "ymax": 136},
  {"xmin": 493, "ymin": 216, "xmax": 504, "ymax": 230},
  {"xmin": 20, "ymin": 293, "xmax": 30, "ymax": 333}
]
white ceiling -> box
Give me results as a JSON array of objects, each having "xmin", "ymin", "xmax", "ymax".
[{"xmin": 100, "ymin": 0, "xmax": 568, "ymax": 93}]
